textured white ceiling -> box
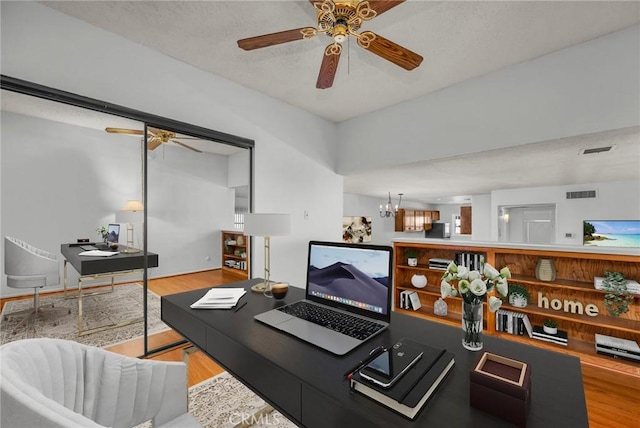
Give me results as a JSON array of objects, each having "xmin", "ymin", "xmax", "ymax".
[
  {"xmin": 28, "ymin": 1, "xmax": 640, "ymax": 202},
  {"xmin": 42, "ymin": 1, "xmax": 640, "ymax": 123},
  {"xmin": 344, "ymin": 126, "xmax": 640, "ymax": 203}
]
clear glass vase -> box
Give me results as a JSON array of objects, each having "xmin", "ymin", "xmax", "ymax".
[{"xmin": 462, "ymin": 301, "xmax": 483, "ymax": 351}]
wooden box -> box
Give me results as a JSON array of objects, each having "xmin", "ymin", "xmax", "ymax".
[{"xmin": 470, "ymin": 352, "xmax": 531, "ymax": 427}]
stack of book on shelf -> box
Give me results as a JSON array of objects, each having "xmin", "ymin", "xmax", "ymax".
[
  {"xmin": 399, "ymin": 290, "xmax": 421, "ymax": 310},
  {"xmin": 594, "ymin": 277, "xmax": 640, "ymax": 294},
  {"xmin": 531, "ymin": 325, "xmax": 568, "ymax": 346},
  {"xmin": 350, "ymin": 338, "xmax": 455, "ymax": 420},
  {"xmin": 454, "ymin": 252, "xmax": 486, "ymax": 272},
  {"xmin": 428, "ymin": 258, "xmax": 452, "ymax": 270},
  {"xmin": 224, "ymin": 260, "xmax": 247, "ymax": 270},
  {"xmin": 495, "ymin": 309, "xmax": 529, "ymax": 336},
  {"xmin": 595, "ymin": 334, "xmax": 640, "ymax": 363}
]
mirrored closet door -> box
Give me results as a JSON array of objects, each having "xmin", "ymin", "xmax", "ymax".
[{"xmin": 0, "ymin": 79, "xmax": 253, "ymax": 356}]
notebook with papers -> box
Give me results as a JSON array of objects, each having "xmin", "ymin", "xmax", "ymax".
[{"xmin": 254, "ymin": 241, "xmax": 393, "ymax": 355}]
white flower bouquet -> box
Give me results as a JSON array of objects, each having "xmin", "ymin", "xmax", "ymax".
[
  {"xmin": 440, "ymin": 261, "xmax": 511, "ymax": 311},
  {"xmin": 441, "ymin": 260, "xmax": 511, "ymax": 350}
]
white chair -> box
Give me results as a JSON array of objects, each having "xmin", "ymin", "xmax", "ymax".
[
  {"xmin": 3, "ymin": 236, "xmax": 70, "ymax": 334},
  {"xmin": 0, "ymin": 338, "xmax": 202, "ymax": 428}
]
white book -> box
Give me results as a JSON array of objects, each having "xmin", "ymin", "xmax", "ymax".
[
  {"xmin": 531, "ymin": 335, "xmax": 568, "ymax": 346},
  {"xmin": 190, "ymin": 288, "xmax": 246, "ymax": 309},
  {"xmin": 596, "ymin": 346, "xmax": 640, "ymax": 361},
  {"xmin": 79, "ymin": 250, "xmax": 119, "ymax": 257},
  {"xmin": 408, "ymin": 291, "xmax": 422, "ymax": 310},
  {"xmin": 595, "ymin": 334, "xmax": 640, "ymax": 352}
]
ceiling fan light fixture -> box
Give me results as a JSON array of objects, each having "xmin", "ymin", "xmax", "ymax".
[
  {"xmin": 238, "ymin": 0, "xmax": 422, "ymax": 89},
  {"xmin": 333, "ymin": 25, "xmax": 348, "ymax": 43}
]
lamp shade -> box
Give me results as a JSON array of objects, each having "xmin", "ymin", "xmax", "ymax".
[
  {"xmin": 121, "ymin": 200, "xmax": 144, "ymax": 212},
  {"xmin": 244, "ymin": 213, "xmax": 290, "ymax": 237}
]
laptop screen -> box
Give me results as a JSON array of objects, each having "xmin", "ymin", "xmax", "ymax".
[
  {"xmin": 306, "ymin": 241, "xmax": 393, "ymax": 321},
  {"xmin": 107, "ymin": 224, "xmax": 120, "ymax": 243}
]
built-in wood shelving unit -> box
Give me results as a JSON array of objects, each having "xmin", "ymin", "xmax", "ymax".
[{"xmin": 393, "ymin": 240, "xmax": 640, "ymax": 379}]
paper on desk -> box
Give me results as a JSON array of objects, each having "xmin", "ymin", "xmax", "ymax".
[
  {"xmin": 190, "ymin": 288, "xmax": 247, "ymax": 309},
  {"xmin": 78, "ymin": 250, "xmax": 119, "ymax": 257}
]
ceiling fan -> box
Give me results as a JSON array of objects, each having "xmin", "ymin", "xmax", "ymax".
[
  {"xmin": 105, "ymin": 127, "xmax": 203, "ymax": 153},
  {"xmin": 237, "ymin": 0, "xmax": 423, "ymax": 89}
]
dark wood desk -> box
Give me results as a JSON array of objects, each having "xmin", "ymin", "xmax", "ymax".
[
  {"xmin": 61, "ymin": 244, "xmax": 159, "ymax": 276},
  {"xmin": 162, "ymin": 279, "xmax": 588, "ymax": 427},
  {"xmin": 61, "ymin": 244, "xmax": 159, "ymax": 335}
]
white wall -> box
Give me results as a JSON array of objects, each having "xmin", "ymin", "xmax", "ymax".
[
  {"xmin": 1, "ymin": 2, "xmax": 342, "ymax": 290},
  {"xmin": 0, "ymin": 111, "xmax": 236, "ymax": 296},
  {"xmin": 491, "ymin": 180, "xmax": 640, "ymax": 245},
  {"xmin": 146, "ymin": 144, "xmax": 235, "ymax": 278},
  {"xmin": 228, "ymin": 150, "xmax": 250, "ymax": 188},
  {"xmin": 337, "ymin": 25, "xmax": 640, "ymax": 174},
  {"xmin": 470, "ymin": 195, "xmax": 492, "ymax": 242}
]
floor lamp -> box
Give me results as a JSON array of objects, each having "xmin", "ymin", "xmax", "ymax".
[
  {"xmin": 119, "ymin": 200, "xmax": 144, "ymax": 253},
  {"xmin": 243, "ymin": 213, "xmax": 290, "ymax": 296}
]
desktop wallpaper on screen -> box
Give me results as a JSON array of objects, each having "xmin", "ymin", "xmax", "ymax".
[{"xmin": 583, "ymin": 220, "xmax": 640, "ymax": 248}]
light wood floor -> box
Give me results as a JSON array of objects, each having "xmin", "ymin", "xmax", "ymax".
[
  {"xmin": 105, "ymin": 270, "xmax": 241, "ymax": 386},
  {"xmin": 3, "ymin": 270, "xmax": 638, "ymax": 426}
]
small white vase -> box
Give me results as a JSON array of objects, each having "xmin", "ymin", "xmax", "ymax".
[
  {"xmin": 434, "ymin": 297, "xmax": 448, "ymax": 316},
  {"xmin": 509, "ymin": 294, "xmax": 528, "ymax": 308},
  {"xmin": 543, "ymin": 325, "xmax": 558, "ymax": 335},
  {"xmin": 411, "ymin": 274, "xmax": 427, "ymax": 288},
  {"xmin": 407, "ymin": 258, "xmax": 418, "ymax": 267}
]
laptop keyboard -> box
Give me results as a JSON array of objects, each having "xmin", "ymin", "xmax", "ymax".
[{"xmin": 277, "ymin": 301, "xmax": 385, "ymax": 340}]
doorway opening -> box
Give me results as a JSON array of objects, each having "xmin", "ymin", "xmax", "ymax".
[{"xmin": 498, "ymin": 204, "xmax": 556, "ymax": 244}]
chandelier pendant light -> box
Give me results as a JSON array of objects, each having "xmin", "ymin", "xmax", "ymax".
[{"xmin": 380, "ymin": 192, "xmax": 403, "ymax": 218}]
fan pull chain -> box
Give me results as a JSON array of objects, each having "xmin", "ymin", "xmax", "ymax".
[{"xmin": 347, "ymin": 36, "xmax": 350, "ymax": 75}]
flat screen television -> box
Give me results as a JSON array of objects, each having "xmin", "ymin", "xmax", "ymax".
[{"xmin": 583, "ymin": 220, "xmax": 640, "ymax": 248}]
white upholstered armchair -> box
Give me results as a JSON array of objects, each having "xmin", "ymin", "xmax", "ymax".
[
  {"xmin": 0, "ymin": 338, "xmax": 202, "ymax": 428},
  {"xmin": 3, "ymin": 236, "xmax": 69, "ymax": 334}
]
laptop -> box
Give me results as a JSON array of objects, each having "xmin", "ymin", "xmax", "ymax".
[
  {"xmin": 254, "ymin": 241, "xmax": 393, "ymax": 355},
  {"xmin": 106, "ymin": 223, "xmax": 120, "ymax": 244}
]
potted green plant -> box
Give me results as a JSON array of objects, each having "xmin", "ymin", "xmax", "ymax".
[
  {"xmin": 507, "ymin": 283, "xmax": 530, "ymax": 308},
  {"xmin": 602, "ymin": 271, "xmax": 633, "ymax": 317},
  {"xmin": 404, "ymin": 249, "xmax": 419, "ymax": 267},
  {"xmin": 543, "ymin": 318, "xmax": 558, "ymax": 335}
]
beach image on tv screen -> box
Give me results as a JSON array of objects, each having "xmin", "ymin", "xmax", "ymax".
[{"xmin": 583, "ymin": 220, "xmax": 640, "ymax": 248}]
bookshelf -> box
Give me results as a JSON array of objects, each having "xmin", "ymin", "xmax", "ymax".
[
  {"xmin": 393, "ymin": 240, "xmax": 640, "ymax": 379},
  {"xmin": 221, "ymin": 230, "xmax": 249, "ymax": 278}
]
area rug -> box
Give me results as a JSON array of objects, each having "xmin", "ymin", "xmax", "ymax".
[
  {"xmin": 0, "ymin": 284, "xmax": 169, "ymax": 348},
  {"xmin": 186, "ymin": 372, "xmax": 296, "ymax": 428}
]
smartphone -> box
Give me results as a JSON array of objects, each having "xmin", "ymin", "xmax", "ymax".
[{"xmin": 359, "ymin": 341, "xmax": 423, "ymax": 388}]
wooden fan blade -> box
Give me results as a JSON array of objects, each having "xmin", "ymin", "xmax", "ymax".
[
  {"xmin": 358, "ymin": 31, "xmax": 423, "ymax": 70},
  {"xmin": 105, "ymin": 127, "xmax": 144, "ymax": 135},
  {"xmin": 238, "ymin": 28, "xmax": 315, "ymax": 50},
  {"xmin": 316, "ymin": 44, "xmax": 342, "ymax": 89},
  {"xmin": 367, "ymin": 0, "xmax": 405, "ymax": 16},
  {"xmin": 147, "ymin": 138, "xmax": 163, "ymax": 151},
  {"xmin": 171, "ymin": 139, "xmax": 203, "ymax": 153}
]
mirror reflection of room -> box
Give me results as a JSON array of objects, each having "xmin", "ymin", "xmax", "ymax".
[{"xmin": 1, "ymin": 89, "xmax": 252, "ymax": 356}]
